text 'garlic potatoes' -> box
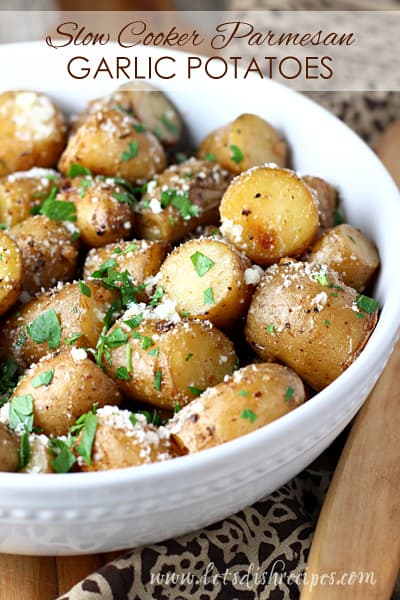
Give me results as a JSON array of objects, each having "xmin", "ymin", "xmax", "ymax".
[
  {"xmin": 220, "ymin": 166, "xmax": 319, "ymax": 265},
  {"xmin": 245, "ymin": 259, "xmax": 378, "ymax": 390}
]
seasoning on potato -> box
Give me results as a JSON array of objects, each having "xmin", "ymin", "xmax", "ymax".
[
  {"xmin": 159, "ymin": 237, "xmax": 260, "ymax": 329},
  {"xmin": 77, "ymin": 407, "xmax": 173, "ymax": 472},
  {"xmin": 170, "ymin": 363, "xmax": 305, "ymax": 453},
  {"xmin": 198, "ymin": 113, "xmax": 288, "ymax": 174},
  {"xmin": 245, "ymin": 259, "xmax": 378, "ymax": 390},
  {"xmin": 103, "ymin": 305, "xmax": 237, "ymax": 410},
  {"xmin": 306, "ymin": 224, "xmax": 380, "ymax": 292},
  {"xmin": 135, "ymin": 158, "xmax": 231, "ymax": 243},
  {"xmin": 58, "ymin": 104, "xmax": 166, "ymax": 181},
  {"xmin": 0, "ymin": 167, "xmax": 60, "ymax": 227},
  {"xmin": 220, "ymin": 165, "xmax": 319, "ymax": 265},
  {"xmin": 0, "ymin": 91, "xmax": 66, "ymax": 177},
  {"xmin": 10, "ymin": 215, "xmax": 79, "ymax": 295},
  {"xmin": 0, "ymin": 230, "xmax": 23, "ymax": 317}
]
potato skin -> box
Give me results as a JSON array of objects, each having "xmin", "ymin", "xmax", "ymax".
[
  {"xmin": 0, "ymin": 168, "xmax": 60, "ymax": 227},
  {"xmin": 135, "ymin": 158, "xmax": 231, "ymax": 243},
  {"xmin": 0, "ymin": 280, "xmax": 118, "ymax": 368},
  {"xmin": 159, "ymin": 238, "xmax": 256, "ymax": 329},
  {"xmin": 245, "ymin": 259, "xmax": 378, "ymax": 390},
  {"xmin": 0, "ymin": 91, "xmax": 66, "ymax": 177},
  {"xmin": 83, "ymin": 239, "xmax": 169, "ymax": 291},
  {"xmin": 198, "ymin": 113, "xmax": 288, "ymax": 174},
  {"xmin": 0, "ymin": 230, "xmax": 23, "ymax": 316},
  {"xmin": 0, "ymin": 422, "xmax": 19, "ymax": 472},
  {"xmin": 307, "ymin": 224, "xmax": 380, "ymax": 292},
  {"xmin": 220, "ymin": 166, "xmax": 319, "ymax": 266},
  {"xmin": 303, "ymin": 175, "xmax": 338, "ymax": 230},
  {"xmin": 58, "ymin": 106, "xmax": 166, "ymax": 181},
  {"xmin": 12, "ymin": 348, "xmax": 122, "ymax": 437},
  {"xmin": 10, "ymin": 215, "xmax": 78, "ymax": 295},
  {"xmin": 104, "ymin": 316, "xmax": 237, "ymax": 410},
  {"xmin": 79, "ymin": 408, "xmax": 172, "ymax": 472},
  {"xmin": 170, "ymin": 363, "xmax": 305, "ymax": 453}
]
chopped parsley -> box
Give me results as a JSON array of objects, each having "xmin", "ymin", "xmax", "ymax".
[
  {"xmin": 121, "ymin": 140, "xmax": 139, "ymax": 162},
  {"xmin": 126, "ymin": 344, "xmax": 132, "ymax": 373},
  {"xmin": 124, "ymin": 313, "xmax": 143, "ymax": 329},
  {"xmin": 113, "ymin": 243, "xmax": 138, "ymax": 255},
  {"xmin": 149, "ymin": 286, "xmax": 164, "ymax": 307},
  {"xmin": 148, "ymin": 348, "xmax": 159, "ymax": 357},
  {"xmin": 133, "ymin": 123, "xmax": 146, "ymax": 132},
  {"xmin": 49, "ymin": 438, "xmax": 76, "ymax": 473},
  {"xmin": 70, "ymin": 230, "xmax": 80, "ymax": 243},
  {"xmin": 18, "ymin": 431, "xmax": 31, "ymax": 471},
  {"xmin": 240, "ymin": 408, "xmax": 256, "ymax": 423},
  {"xmin": 129, "ymin": 413, "xmax": 137, "ymax": 426},
  {"xmin": 185, "ymin": 353, "xmax": 194, "ymax": 361},
  {"xmin": 188, "ymin": 386, "xmax": 203, "ymax": 397},
  {"xmin": 113, "ymin": 191, "xmax": 136, "ymax": 207},
  {"xmin": 105, "ymin": 327, "xmax": 129, "ymax": 349},
  {"xmin": 356, "ymin": 294, "xmax": 379, "ymax": 314},
  {"xmin": 285, "ymin": 386, "xmax": 295, "ymax": 402},
  {"xmin": 65, "ymin": 333, "xmax": 83, "ymax": 345},
  {"xmin": 66, "ymin": 164, "xmax": 92, "ymax": 178},
  {"xmin": 112, "ymin": 103, "xmax": 134, "ymax": 116},
  {"xmin": 91, "ymin": 259, "xmax": 117, "ymax": 278},
  {"xmin": 0, "ymin": 358, "xmax": 19, "ymax": 407},
  {"xmin": 153, "ymin": 369, "xmax": 162, "ymax": 391},
  {"xmin": 141, "ymin": 336, "xmax": 153, "ymax": 350},
  {"xmin": 39, "ymin": 187, "xmax": 77, "ymax": 222},
  {"xmin": 27, "ymin": 309, "xmax": 62, "ymax": 350},
  {"xmin": 266, "ymin": 324, "xmax": 275, "ymax": 335},
  {"xmin": 78, "ymin": 280, "xmax": 91, "ymax": 298},
  {"xmin": 323, "ymin": 319, "xmax": 331, "ymax": 327},
  {"xmin": 348, "ymin": 235, "xmax": 356, "ymax": 243},
  {"xmin": 140, "ymin": 408, "xmax": 161, "ymax": 426},
  {"xmin": 9, "ymin": 394, "xmax": 34, "ymax": 432},
  {"xmin": 203, "ymin": 287, "xmax": 215, "ymax": 305},
  {"xmin": 175, "ymin": 152, "xmax": 188, "ymax": 163},
  {"xmin": 230, "ymin": 145, "xmax": 244, "ymax": 163},
  {"xmin": 31, "ymin": 369, "xmax": 54, "ymax": 388},
  {"xmin": 316, "ymin": 272, "xmax": 330, "ymax": 287},
  {"xmin": 79, "ymin": 177, "xmax": 92, "ymax": 198},
  {"xmin": 238, "ymin": 390, "xmax": 249, "ymax": 397},
  {"xmin": 160, "ymin": 188, "xmax": 199, "ymax": 220},
  {"xmin": 161, "ymin": 114, "xmax": 179, "ymax": 134},
  {"xmin": 115, "ymin": 366, "xmax": 130, "ymax": 380},
  {"xmin": 334, "ymin": 209, "xmax": 345, "ymax": 225},
  {"xmin": 75, "ymin": 410, "xmax": 98, "ymax": 466},
  {"xmin": 204, "ymin": 152, "xmax": 217, "ymax": 162},
  {"xmin": 190, "ymin": 251, "xmax": 215, "ymax": 277},
  {"xmin": 173, "ymin": 401, "xmax": 181, "ymax": 414}
]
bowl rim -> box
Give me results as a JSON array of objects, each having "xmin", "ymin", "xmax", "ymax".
[{"xmin": 1, "ymin": 41, "xmax": 400, "ymax": 493}]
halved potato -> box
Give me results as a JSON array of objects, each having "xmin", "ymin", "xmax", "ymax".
[
  {"xmin": 10, "ymin": 215, "xmax": 79, "ymax": 295},
  {"xmin": 0, "ymin": 422, "xmax": 19, "ymax": 472},
  {"xmin": 12, "ymin": 348, "xmax": 122, "ymax": 436},
  {"xmin": 245, "ymin": 259, "xmax": 378, "ymax": 390},
  {"xmin": 135, "ymin": 158, "xmax": 231, "ymax": 243},
  {"xmin": 0, "ymin": 91, "xmax": 66, "ymax": 176},
  {"xmin": 0, "ymin": 168, "xmax": 60, "ymax": 227},
  {"xmin": 220, "ymin": 165, "xmax": 319, "ymax": 265},
  {"xmin": 170, "ymin": 363, "xmax": 305, "ymax": 453},
  {"xmin": 58, "ymin": 106, "xmax": 166, "ymax": 181},
  {"xmin": 0, "ymin": 230, "xmax": 23, "ymax": 316},
  {"xmin": 0, "ymin": 280, "xmax": 118, "ymax": 368},
  {"xmin": 198, "ymin": 113, "xmax": 288, "ymax": 174},
  {"xmin": 104, "ymin": 313, "xmax": 237, "ymax": 410},
  {"xmin": 78, "ymin": 407, "xmax": 172, "ymax": 472},
  {"xmin": 307, "ymin": 224, "xmax": 380, "ymax": 292},
  {"xmin": 159, "ymin": 237, "xmax": 257, "ymax": 329}
]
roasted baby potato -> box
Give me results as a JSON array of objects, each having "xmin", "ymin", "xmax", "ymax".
[
  {"xmin": 135, "ymin": 158, "xmax": 231, "ymax": 243},
  {"xmin": 104, "ymin": 313, "xmax": 237, "ymax": 410},
  {"xmin": 220, "ymin": 165, "xmax": 319, "ymax": 266},
  {"xmin": 0, "ymin": 230, "xmax": 23, "ymax": 316},
  {"xmin": 11, "ymin": 348, "xmax": 121, "ymax": 437},
  {"xmin": 170, "ymin": 363, "xmax": 305, "ymax": 453},
  {"xmin": 10, "ymin": 215, "xmax": 79, "ymax": 295},
  {"xmin": 0, "ymin": 280, "xmax": 118, "ymax": 368},
  {"xmin": 0, "ymin": 91, "xmax": 66, "ymax": 177},
  {"xmin": 58, "ymin": 106, "xmax": 166, "ymax": 181},
  {"xmin": 79, "ymin": 407, "xmax": 172, "ymax": 472},
  {"xmin": 303, "ymin": 175, "xmax": 338, "ymax": 230},
  {"xmin": 59, "ymin": 177, "xmax": 135, "ymax": 248},
  {"xmin": 0, "ymin": 422, "xmax": 19, "ymax": 472},
  {"xmin": 198, "ymin": 113, "xmax": 288, "ymax": 174},
  {"xmin": 0, "ymin": 168, "xmax": 60, "ymax": 227},
  {"xmin": 111, "ymin": 81, "xmax": 183, "ymax": 147},
  {"xmin": 245, "ymin": 259, "xmax": 378, "ymax": 390},
  {"xmin": 159, "ymin": 238, "xmax": 258, "ymax": 329},
  {"xmin": 307, "ymin": 224, "xmax": 380, "ymax": 292},
  {"xmin": 83, "ymin": 239, "xmax": 169, "ymax": 293}
]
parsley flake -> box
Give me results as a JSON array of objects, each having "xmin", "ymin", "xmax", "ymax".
[
  {"xmin": 153, "ymin": 370, "xmax": 162, "ymax": 391},
  {"xmin": 75, "ymin": 411, "xmax": 98, "ymax": 466},
  {"xmin": 188, "ymin": 386, "xmax": 203, "ymax": 397},
  {"xmin": 105, "ymin": 327, "xmax": 129, "ymax": 349},
  {"xmin": 39, "ymin": 187, "xmax": 77, "ymax": 222},
  {"xmin": 64, "ymin": 333, "xmax": 83, "ymax": 345},
  {"xmin": 115, "ymin": 367, "xmax": 130, "ymax": 380},
  {"xmin": 316, "ymin": 272, "xmax": 330, "ymax": 286},
  {"xmin": 266, "ymin": 324, "xmax": 275, "ymax": 335},
  {"xmin": 31, "ymin": 369, "xmax": 54, "ymax": 388},
  {"xmin": 203, "ymin": 287, "xmax": 215, "ymax": 305},
  {"xmin": 161, "ymin": 114, "xmax": 179, "ymax": 134},
  {"xmin": 49, "ymin": 438, "xmax": 76, "ymax": 473},
  {"xmin": 121, "ymin": 140, "xmax": 139, "ymax": 162},
  {"xmin": 238, "ymin": 390, "xmax": 249, "ymax": 397},
  {"xmin": 230, "ymin": 145, "xmax": 244, "ymax": 163},
  {"xmin": 356, "ymin": 294, "xmax": 379, "ymax": 314},
  {"xmin": 190, "ymin": 251, "xmax": 215, "ymax": 277},
  {"xmin": 18, "ymin": 431, "xmax": 31, "ymax": 471},
  {"xmin": 27, "ymin": 309, "xmax": 61, "ymax": 350},
  {"xmin": 185, "ymin": 353, "xmax": 194, "ymax": 361},
  {"xmin": 285, "ymin": 386, "xmax": 295, "ymax": 402},
  {"xmin": 204, "ymin": 152, "xmax": 217, "ymax": 162},
  {"xmin": 78, "ymin": 280, "xmax": 91, "ymax": 298},
  {"xmin": 160, "ymin": 188, "xmax": 199, "ymax": 220},
  {"xmin": 66, "ymin": 164, "xmax": 92, "ymax": 178},
  {"xmin": 9, "ymin": 394, "xmax": 34, "ymax": 432},
  {"xmin": 240, "ymin": 408, "xmax": 256, "ymax": 423}
]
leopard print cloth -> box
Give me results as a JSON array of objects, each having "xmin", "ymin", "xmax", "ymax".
[{"xmin": 58, "ymin": 87, "xmax": 400, "ymax": 600}]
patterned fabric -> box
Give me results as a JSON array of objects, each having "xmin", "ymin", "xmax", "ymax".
[{"xmin": 57, "ymin": 87, "xmax": 400, "ymax": 600}]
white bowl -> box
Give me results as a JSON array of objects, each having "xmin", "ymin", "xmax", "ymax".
[{"xmin": 1, "ymin": 42, "xmax": 400, "ymax": 556}]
